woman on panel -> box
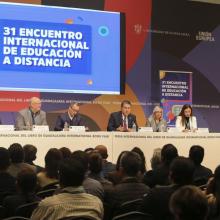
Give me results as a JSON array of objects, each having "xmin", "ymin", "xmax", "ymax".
[
  {"xmin": 146, "ymin": 106, "xmax": 167, "ymax": 132},
  {"xmin": 175, "ymin": 104, "xmax": 197, "ymax": 132}
]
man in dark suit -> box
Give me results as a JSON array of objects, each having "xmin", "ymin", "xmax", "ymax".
[
  {"xmin": 54, "ymin": 102, "xmax": 85, "ymax": 131},
  {"xmin": 107, "ymin": 100, "xmax": 138, "ymax": 132}
]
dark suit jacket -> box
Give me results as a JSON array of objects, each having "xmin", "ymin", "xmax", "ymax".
[
  {"xmin": 107, "ymin": 111, "xmax": 138, "ymax": 131},
  {"xmin": 54, "ymin": 112, "xmax": 84, "ymax": 131}
]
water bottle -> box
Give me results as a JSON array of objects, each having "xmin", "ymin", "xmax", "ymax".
[
  {"xmin": 132, "ymin": 122, "xmax": 137, "ymax": 132},
  {"xmin": 63, "ymin": 122, "xmax": 69, "ymax": 131}
]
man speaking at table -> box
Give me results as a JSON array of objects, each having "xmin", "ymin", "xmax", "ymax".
[
  {"xmin": 15, "ymin": 97, "xmax": 47, "ymax": 130},
  {"xmin": 54, "ymin": 102, "xmax": 85, "ymax": 131},
  {"xmin": 107, "ymin": 100, "xmax": 138, "ymax": 132}
]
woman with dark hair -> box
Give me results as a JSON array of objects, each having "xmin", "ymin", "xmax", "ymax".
[
  {"xmin": 107, "ymin": 151, "xmax": 129, "ymax": 185},
  {"xmin": 131, "ymin": 147, "xmax": 146, "ymax": 174},
  {"xmin": 37, "ymin": 148, "xmax": 63, "ymax": 190},
  {"xmin": 175, "ymin": 104, "xmax": 197, "ymax": 132}
]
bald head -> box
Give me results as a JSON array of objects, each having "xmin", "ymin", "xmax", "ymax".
[
  {"xmin": 95, "ymin": 145, "xmax": 108, "ymax": 159},
  {"xmin": 29, "ymin": 97, "xmax": 41, "ymax": 113}
]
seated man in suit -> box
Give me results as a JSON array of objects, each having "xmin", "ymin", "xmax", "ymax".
[
  {"xmin": 54, "ymin": 102, "xmax": 85, "ymax": 131},
  {"xmin": 15, "ymin": 97, "xmax": 47, "ymax": 130},
  {"xmin": 107, "ymin": 100, "xmax": 138, "ymax": 132}
]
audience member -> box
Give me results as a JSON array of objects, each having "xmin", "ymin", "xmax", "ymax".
[
  {"xmin": 145, "ymin": 144, "xmax": 178, "ymax": 187},
  {"xmin": 206, "ymin": 165, "xmax": 220, "ymax": 219},
  {"xmin": 140, "ymin": 157, "xmax": 195, "ymax": 220},
  {"xmin": 23, "ymin": 144, "xmax": 43, "ymax": 173},
  {"xmin": 71, "ymin": 150, "xmax": 104, "ymax": 201},
  {"xmin": 95, "ymin": 145, "xmax": 116, "ymax": 178},
  {"xmin": 170, "ymin": 185, "xmax": 208, "ymax": 220},
  {"xmin": 108, "ymin": 152, "xmax": 149, "ymax": 211},
  {"xmin": 107, "ymin": 151, "xmax": 129, "ymax": 185},
  {"xmin": 0, "ymin": 147, "xmax": 16, "ymax": 203},
  {"xmin": 7, "ymin": 143, "xmax": 36, "ymax": 178},
  {"xmin": 37, "ymin": 148, "xmax": 62, "ymax": 189},
  {"xmin": 189, "ymin": 145, "xmax": 212, "ymax": 186},
  {"xmin": 143, "ymin": 148, "xmax": 162, "ymax": 188},
  {"xmin": 31, "ymin": 158, "xmax": 103, "ymax": 220},
  {"xmin": 88, "ymin": 152, "xmax": 112, "ymax": 188},
  {"xmin": 3, "ymin": 169, "xmax": 40, "ymax": 217},
  {"xmin": 59, "ymin": 147, "xmax": 72, "ymax": 159}
]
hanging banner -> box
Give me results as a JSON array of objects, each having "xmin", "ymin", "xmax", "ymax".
[{"xmin": 160, "ymin": 70, "xmax": 192, "ymax": 127}]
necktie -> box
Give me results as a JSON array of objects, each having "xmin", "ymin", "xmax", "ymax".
[{"xmin": 123, "ymin": 117, "xmax": 127, "ymax": 130}]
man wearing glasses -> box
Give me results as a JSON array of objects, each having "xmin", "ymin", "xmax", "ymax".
[{"xmin": 54, "ymin": 102, "xmax": 85, "ymax": 131}]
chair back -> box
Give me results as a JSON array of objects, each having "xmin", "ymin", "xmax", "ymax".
[
  {"xmin": 114, "ymin": 199, "xmax": 143, "ymax": 216},
  {"xmin": 112, "ymin": 211, "xmax": 152, "ymax": 220},
  {"xmin": 15, "ymin": 201, "xmax": 39, "ymax": 218},
  {"xmin": 36, "ymin": 188, "xmax": 56, "ymax": 199}
]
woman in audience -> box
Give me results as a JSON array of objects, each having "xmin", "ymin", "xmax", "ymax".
[
  {"xmin": 143, "ymin": 148, "xmax": 162, "ymax": 188},
  {"xmin": 3, "ymin": 169, "xmax": 40, "ymax": 217},
  {"xmin": 107, "ymin": 151, "xmax": 129, "ymax": 185},
  {"xmin": 175, "ymin": 104, "xmax": 197, "ymax": 132},
  {"xmin": 37, "ymin": 148, "xmax": 63, "ymax": 190},
  {"xmin": 131, "ymin": 147, "xmax": 147, "ymax": 174},
  {"xmin": 146, "ymin": 106, "xmax": 167, "ymax": 132}
]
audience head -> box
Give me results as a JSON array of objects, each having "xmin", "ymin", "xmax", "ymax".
[
  {"xmin": 116, "ymin": 151, "xmax": 129, "ymax": 171},
  {"xmin": 189, "ymin": 145, "xmax": 204, "ymax": 166},
  {"xmin": 71, "ymin": 150, "xmax": 89, "ymax": 172},
  {"xmin": 68, "ymin": 102, "xmax": 80, "ymax": 118},
  {"xmin": 120, "ymin": 151, "xmax": 141, "ymax": 177},
  {"xmin": 95, "ymin": 145, "xmax": 108, "ymax": 159},
  {"xmin": 151, "ymin": 148, "xmax": 162, "ymax": 170},
  {"xmin": 207, "ymin": 165, "xmax": 220, "ymax": 199},
  {"xmin": 29, "ymin": 97, "xmax": 41, "ymax": 113},
  {"xmin": 170, "ymin": 157, "xmax": 195, "ymax": 185},
  {"xmin": 131, "ymin": 147, "xmax": 146, "ymax": 173},
  {"xmin": 0, "ymin": 147, "xmax": 10, "ymax": 171},
  {"xmin": 59, "ymin": 158, "xmax": 85, "ymax": 188},
  {"xmin": 88, "ymin": 152, "xmax": 103, "ymax": 174},
  {"xmin": 84, "ymin": 148, "xmax": 94, "ymax": 154},
  {"xmin": 161, "ymin": 144, "xmax": 178, "ymax": 166},
  {"xmin": 121, "ymin": 100, "xmax": 131, "ymax": 116},
  {"xmin": 59, "ymin": 147, "xmax": 72, "ymax": 159},
  {"xmin": 17, "ymin": 168, "xmax": 37, "ymax": 194},
  {"xmin": 170, "ymin": 185, "xmax": 208, "ymax": 220},
  {"xmin": 45, "ymin": 148, "xmax": 63, "ymax": 178},
  {"xmin": 8, "ymin": 143, "xmax": 24, "ymax": 163},
  {"xmin": 23, "ymin": 144, "xmax": 37, "ymax": 163}
]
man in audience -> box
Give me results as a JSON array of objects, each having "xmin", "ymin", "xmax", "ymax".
[
  {"xmin": 107, "ymin": 100, "xmax": 138, "ymax": 132},
  {"xmin": 95, "ymin": 145, "xmax": 116, "ymax": 178},
  {"xmin": 0, "ymin": 147, "xmax": 16, "ymax": 203},
  {"xmin": 88, "ymin": 152, "xmax": 113, "ymax": 189},
  {"xmin": 7, "ymin": 143, "xmax": 36, "ymax": 178},
  {"xmin": 4, "ymin": 168, "xmax": 40, "ymax": 217},
  {"xmin": 170, "ymin": 185, "xmax": 208, "ymax": 220},
  {"xmin": 31, "ymin": 158, "xmax": 103, "ymax": 220},
  {"xmin": 140, "ymin": 157, "xmax": 195, "ymax": 220},
  {"xmin": 189, "ymin": 145, "xmax": 212, "ymax": 186},
  {"xmin": 146, "ymin": 143, "xmax": 178, "ymax": 187},
  {"xmin": 23, "ymin": 144, "xmax": 43, "ymax": 173},
  {"xmin": 71, "ymin": 150, "xmax": 104, "ymax": 201},
  {"xmin": 15, "ymin": 97, "xmax": 47, "ymax": 130},
  {"xmin": 54, "ymin": 102, "xmax": 85, "ymax": 131},
  {"xmin": 107, "ymin": 152, "xmax": 149, "ymax": 209}
]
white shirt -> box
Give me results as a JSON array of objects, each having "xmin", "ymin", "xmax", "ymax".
[{"xmin": 175, "ymin": 116, "xmax": 197, "ymax": 132}]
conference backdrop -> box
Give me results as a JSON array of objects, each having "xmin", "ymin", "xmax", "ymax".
[{"xmin": 0, "ymin": 0, "xmax": 219, "ymax": 132}]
